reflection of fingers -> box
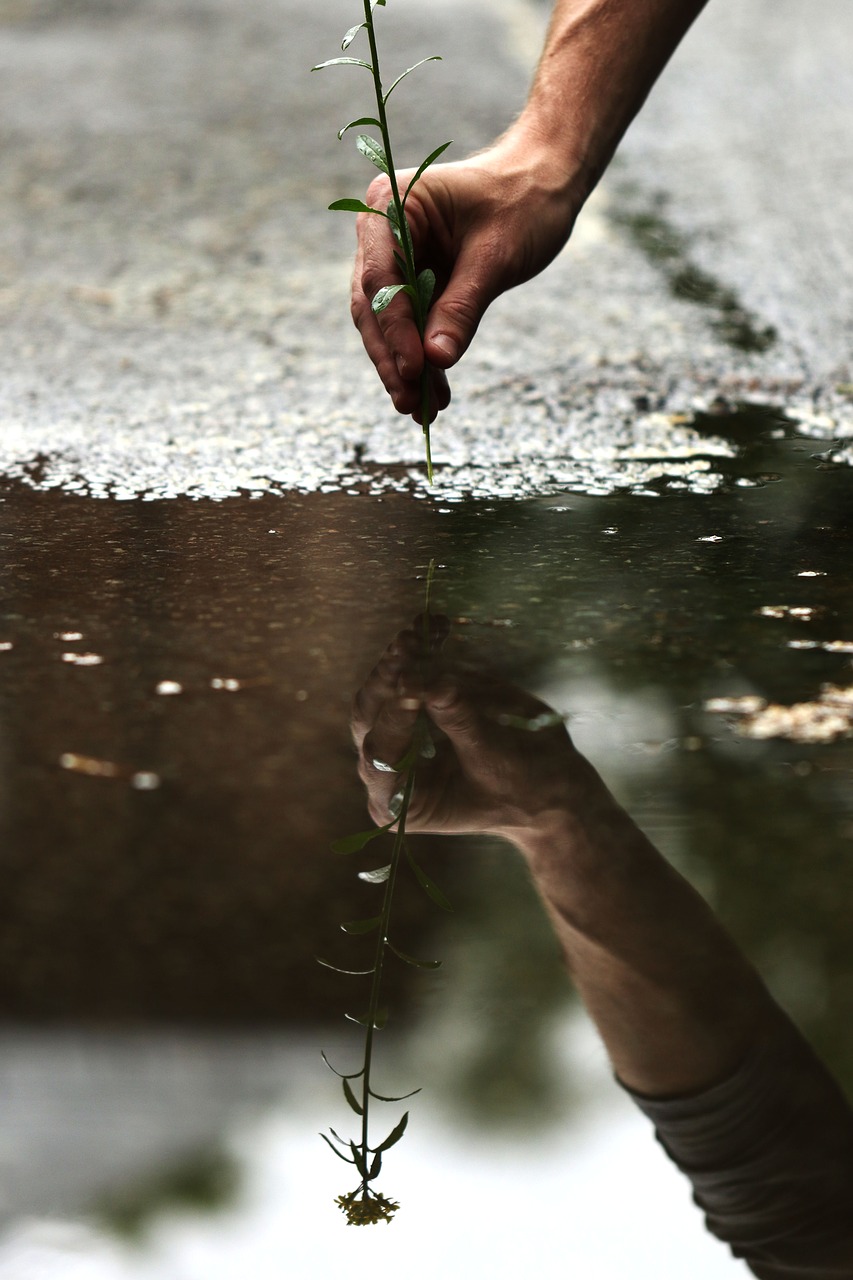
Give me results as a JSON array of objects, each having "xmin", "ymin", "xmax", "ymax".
[
  {"xmin": 424, "ymin": 678, "xmax": 485, "ymax": 755},
  {"xmin": 361, "ymin": 692, "xmax": 421, "ymax": 772}
]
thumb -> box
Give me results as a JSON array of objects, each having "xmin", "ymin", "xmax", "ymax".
[{"xmin": 423, "ymin": 243, "xmax": 500, "ymax": 369}]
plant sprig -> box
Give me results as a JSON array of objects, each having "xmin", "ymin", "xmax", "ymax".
[
  {"xmin": 319, "ymin": 563, "xmax": 451, "ymax": 1224},
  {"xmin": 312, "ymin": 1, "xmax": 452, "ymax": 483}
]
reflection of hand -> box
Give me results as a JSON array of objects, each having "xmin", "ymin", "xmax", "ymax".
[
  {"xmin": 351, "ymin": 138, "xmax": 580, "ymax": 422},
  {"xmin": 350, "ymin": 620, "xmax": 601, "ymax": 842}
]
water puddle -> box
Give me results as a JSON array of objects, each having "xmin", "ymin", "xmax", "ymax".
[{"xmin": 1, "ymin": 402, "xmax": 852, "ymax": 1276}]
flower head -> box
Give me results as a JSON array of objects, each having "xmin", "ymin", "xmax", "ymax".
[{"xmin": 336, "ymin": 1189, "xmax": 400, "ymax": 1225}]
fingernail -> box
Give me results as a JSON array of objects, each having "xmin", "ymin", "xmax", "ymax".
[{"xmin": 430, "ymin": 334, "xmax": 458, "ymax": 364}]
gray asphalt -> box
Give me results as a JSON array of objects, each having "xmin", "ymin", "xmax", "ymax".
[{"xmin": 0, "ymin": 0, "xmax": 851, "ymax": 499}]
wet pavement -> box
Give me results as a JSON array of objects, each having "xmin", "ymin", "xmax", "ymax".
[{"xmin": 1, "ymin": 0, "xmax": 853, "ymax": 1276}]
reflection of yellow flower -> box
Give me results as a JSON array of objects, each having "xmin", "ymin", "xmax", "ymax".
[{"xmin": 336, "ymin": 1189, "xmax": 400, "ymax": 1225}]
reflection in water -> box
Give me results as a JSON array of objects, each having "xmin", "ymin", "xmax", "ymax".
[
  {"xmin": 349, "ymin": 615, "xmax": 853, "ymax": 1272},
  {"xmin": 0, "ymin": 406, "xmax": 852, "ymax": 1274}
]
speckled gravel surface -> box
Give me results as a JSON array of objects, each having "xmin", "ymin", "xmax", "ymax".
[{"xmin": 0, "ymin": 0, "xmax": 851, "ymax": 500}]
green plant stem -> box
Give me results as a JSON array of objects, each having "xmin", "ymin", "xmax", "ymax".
[
  {"xmin": 363, "ymin": 1, "xmax": 434, "ymax": 482},
  {"xmin": 358, "ymin": 762, "xmax": 418, "ymax": 1187}
]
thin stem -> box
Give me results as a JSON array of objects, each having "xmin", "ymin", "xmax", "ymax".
[{"xmin": 363, "ymin": 1, "xmax": 434, "ymax": 483}]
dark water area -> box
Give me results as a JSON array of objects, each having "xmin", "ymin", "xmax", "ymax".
[{"xmin": 1, "ymin": 405, "xmax": 852, "ymax": 1269}]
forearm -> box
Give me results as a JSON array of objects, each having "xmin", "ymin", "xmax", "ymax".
[
  {"xmin": 507, "ymin": 0, "xmax": 709, "ymax": 203},
  {"xmin": 513, "ymin": 789, "xmax": 782, "ymax": 1098}
]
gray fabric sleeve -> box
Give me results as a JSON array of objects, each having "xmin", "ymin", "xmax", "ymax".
[{"xmin": 623, "ymin": 1016, "xmax": 853, "ymax": 1278}]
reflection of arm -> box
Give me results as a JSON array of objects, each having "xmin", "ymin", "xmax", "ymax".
[{"xmin": 354, "ymin": 633, "xmax": 853, "ymax": 1276}]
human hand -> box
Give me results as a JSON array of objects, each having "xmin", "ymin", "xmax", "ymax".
[
  {"xmin": 351, "ymin": 133, "xmax": 582, "ymax": 423},
  {"xmin": 350, "ymin": 620, "xmax": 601, "ymax": 844}
]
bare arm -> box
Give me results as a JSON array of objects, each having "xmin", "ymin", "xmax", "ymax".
[{"xmin": 353, "ymin": 0, "xmax": 709, "ymax": 422}]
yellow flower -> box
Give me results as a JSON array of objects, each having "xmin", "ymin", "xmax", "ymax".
[{"xmin": 335, "ymin": 1189, "xmax": 400, "ymax": 1225}]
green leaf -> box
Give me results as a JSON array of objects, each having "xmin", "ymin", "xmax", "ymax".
[
  {"xmin": 311, "ymin": 57, "xmax": 373, "ymax": 72},
  {"xmin": 341, "ymin": 22, "xmax": 365, "ymax": 50},
  {"xmin": 370, "ymin": 0, "xmax": 386, "ymax": 9},
  {"xmin": 320, "ymin": 1050, "xmax": 365, "ymax": 1081},
  {"xmin": 402, "ymin": 141, "xmax": 453, "ymax": 207},
  {"xmin": 368, "ymin": 1084, "xmax": 422, "ymax": 1102},
  {"xmin": 315, "ymin": 956, "xmax": 375, "ymax": 976},
  {"xmin": 340, "ymin": 915, "xmax": 382, "ymax": 935},
  {"xmin": 371, "ymin": 284, "xmax": 412, "ymax": 315},
  {"xmin": 406, "ymin": 844, "xmax": 453, "ymax": 912},
  {"xmin": 369, "ymin": 1152, "xmax": 382, "ymax": 1179},
  {"xmin": 350, "ymin": 1143, "xmax": 369, "ymax": 1178},
  {"xmin": 383, "ymin": 57, "xmax": 443, "ymax": 103},
  {"xmin": 393, "ymin": 249, "xmax": 407, "ymax": 274},
  {"xmin": 356, "ymin": 134, "xmax": 389, "ymax": 175},
  {"xmin": 387, "ymin": 784, "xmax": 405, "ymax": 818},
  {"xmin": 387, "ymin": 940, "xmax": 442, "ymax": 970},
  {"xmin": 343, "ymin": 1079, "xmax": 364, "ymax": 1116},
  {"xmin": 320, "ymin": 1132, "xmax": 356, "ymax": 1164},
  {"xmin": 417, "ymin": 268, "xmax": 436, "ymax": 317},
  {"xmin": 328, "ymin": 198, "xmax": 386, "ymax": 216},
  {"xmin": 337, "ymin": 115, "xmax": 381, "ymax": 140},
  {"xmin": 371, "ymin": 1112, "xmax": 409, "ymax": 1154},
  {"xmin": 358, "ymin": 864, "xmax": 391, "ymax": 885},
  {"xmin": 331, "ymin": 820, "xmax": 394, "ymax": 854}
]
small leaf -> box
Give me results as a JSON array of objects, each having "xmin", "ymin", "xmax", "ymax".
[
  {"xmin": 328, "ymin": 198, "xmax": 386, "ymax": 216},
  {"xmin": 419, "ymin": 730, "xmax": 437, "ymax": 759},
  {"xmin": 345, "ymin": 1006, "xmax": 388, "ymax": 1029},
  {"xmin": 331, "ymin": 820, "xmax": 394, "ymax": 854},
  {"xmin": 343, "ymin": 1079, "xmax": 364, "ymax": 1116},
  {"xmin": 371, "ymin": 284, "xmax": 413, "ymax": 315},
  {"xmin": 341, "ymin": 22, "xmax": 365, "ymax": 50},
  {"xmin": 383, "ymin": 57, "xmax": 443, "ymax": 103},
  {"xmin": 340, "ymin": 915, "xmax": 382, "ymax": 935},
  {"xmin": 417, "ymin": 268, "xmax": 436, "ymax": 317},
  {"xmin": 311, "ymin": 57, "xmax": 373, "ymax": 72},
  {"xmin": 369, "ymin": 1152, "xmax": 382, "ymax": 1179},
  {"xmin": 393, "ymin": 249, "xmax": 407, "ymax": 274},
  {"xmin": 320, "ymin": 1132, "xmax": 356, "ymax": 1164},
  {"xmin": 356, "ymin": 134, "xmax": 389, "ymax": 175},
  {"xmin": 320, "ymin": 1049, "xmax": 365, "ymax": 1081},
  {"xmin": 406, "ymin": 844, "xmax": 453, "ymax": 912},
  {"xmin": 403, "ymin": 141, "xmax": 453, "ymax": 207},
  {"xmin": 387, "ymin": 940, "xmax": 442, "ymax": 970},
  {"xmin": 370, "ymin": 0, "xmax": 386, "ymax": 9},
  {"xmin": 350, "ymin": 1143, "xmax": 369, "ymax": 1178},
  {"xmin": 358, "ymin": 864, "xmax": 391, "ymax": 885},
  {"xmin": 371, "ymin": 1112, "xmax": 409, "ymax": 1154},
  {"xmin": 368, "ymin": 1084, "xmax": 422, "ymax": 1103},
  {"xmin": 315, "ymin": 956, "xmax": 375, "ymax": 976},
  {"xmin": 337, "ymin": 115, "xmax": 381, "ymax": 140},
  {"xmin": 387, "ymin": 785, "xmax": 405, "ymax": 818}
]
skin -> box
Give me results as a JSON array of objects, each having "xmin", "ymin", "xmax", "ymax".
[
  {"xmin": 352, "ymin": 0, "xmax": 709, "ymax": 423},
  {"xmin": 351, "ymin": 623, "xmax": 783, "ymax": 1098}
]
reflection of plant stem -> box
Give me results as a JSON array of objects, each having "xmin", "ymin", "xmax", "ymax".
[{"xmin": 322, "ymin": 560, "xmax": 448, "ymax": 1224}]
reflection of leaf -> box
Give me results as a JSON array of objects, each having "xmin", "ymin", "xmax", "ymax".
[
  {"xmin": 369, "ymin": 1153, "xmax": 382, "ymax": 1179},
  {"xmin": 358, "ymin": 864, "xmax": 391, "ymax": 885},
  {"xmin": 368, "ymin": 1083, "xmax": 421, "ymax": 1103},
  {"xmin": 383, "ymin": 57, "xmax": 442, "ymax": 102},
  {"xmin": 343, "ymin": 1079, "xmax": 364, "ymax": 1116},
  {"xmin": 316, "ymin": 956, "xmax": 375, "ymax": 976},
  {"xmin": 345, "ymin": 1007, "xmax": 389, "ymax": 1029},
  {"xmin": 340, "ymin": 916, "xmax": 382, "ymax": 935},
  {"xmin": 331, "ymin": 820, "xmax": 394, "ymax": 854},
  {"xmin": 388, "ymin": 941, "xmax": 441, "ymax": 970},
  {"xmin": 320, "ymin": 1050, "xmax": 365, "ymax": 1081},
  {"xmin": 320, "ymin": 1132, "xmax": 355, "ymax": 1164},
  {"xmin": 371, "ymin": 1112, "xmax": 409, "ymax": 1154},
  {"xmin": 406, "ymin": 844, "xmax": 453, "ymax": 912}
]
